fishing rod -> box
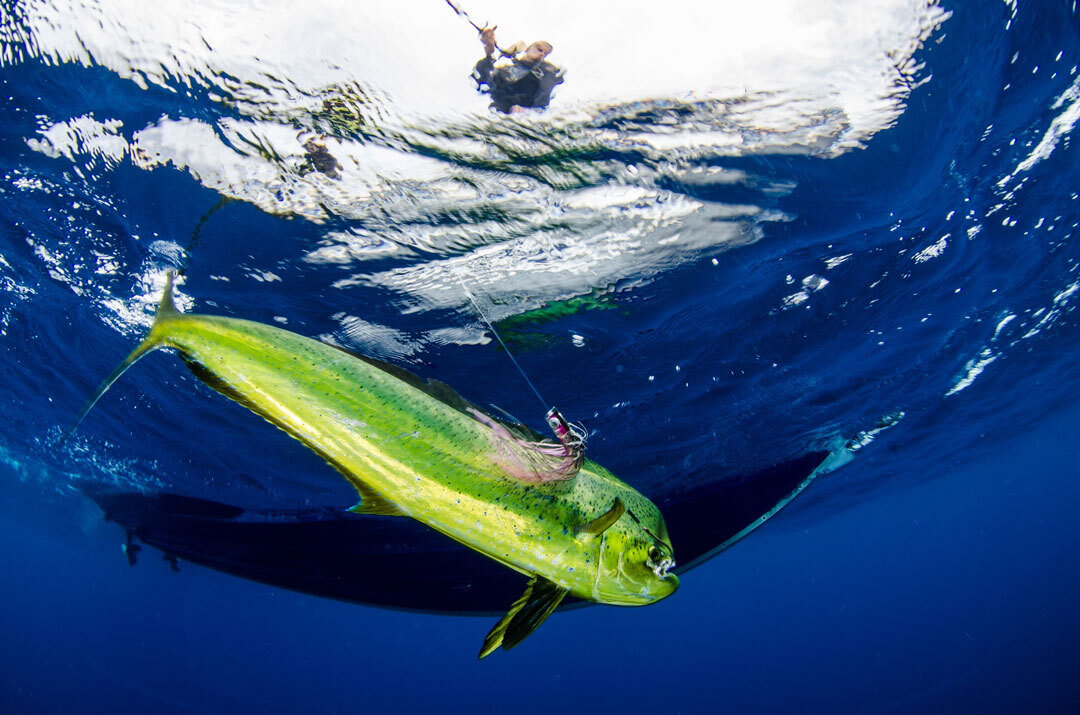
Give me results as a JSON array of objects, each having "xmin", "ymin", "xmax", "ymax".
[{"xmin": 444, "ymin": 0, "xmax": 519, "ymax": 57}]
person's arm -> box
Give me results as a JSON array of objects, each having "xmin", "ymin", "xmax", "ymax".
[
  {"xmin": 473, "ymin": 27, "xmax": 498, "ymax": 87},
  {"xmin": 480, "ymin": 27, "xmax": 497, "ymax": 57}
]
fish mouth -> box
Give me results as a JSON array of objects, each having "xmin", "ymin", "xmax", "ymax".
[{"xmin": 651, "ymin": 556, "xmax": 676, "ymax": 580}]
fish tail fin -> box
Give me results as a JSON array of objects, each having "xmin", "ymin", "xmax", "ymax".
[
  {"xmin": 154, "ymin": 269, "xmax": 180, "ymax": 319},
  {"xmin": 65, "ymin": 271, "xmax": 181, "ymax": 441}
]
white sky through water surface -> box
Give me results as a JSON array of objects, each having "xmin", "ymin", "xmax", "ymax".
[
  {"xmin": 21, "ymin": 0, "xmax": 948, "ymax": 144},
  {"xmin": 16, "ymin": 0, "xmax": 946, "ymax": 135}
]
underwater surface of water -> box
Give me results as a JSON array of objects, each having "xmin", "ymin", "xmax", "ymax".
[{"xmin": 2, "ymin": 0, "xmax": 1080, "ymax": 712}]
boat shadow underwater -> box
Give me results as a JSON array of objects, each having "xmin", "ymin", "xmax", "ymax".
[{"xmin": 79, "ymin": 449, "xmax": 843, "ymax": 614}]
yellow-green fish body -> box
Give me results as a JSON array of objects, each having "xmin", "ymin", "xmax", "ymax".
[{"xmin": 79, "ymin": 274, "xmax": 678, "ymax": 656}]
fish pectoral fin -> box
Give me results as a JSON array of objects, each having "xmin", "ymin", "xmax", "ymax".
[
  {"xmin": 478, "ymin": 576, "xmax": 569, "ymax": 659},
  {"xmin": 346, "ymin": 498, "xmax": 406, "ymax": 517},
  {"xmin": 574, "ymin": 496, "xmax": 625, "ymax": 539},
  {"xmin": 344, "ymin": 480, "xmax": 407, "ymax": 517}
]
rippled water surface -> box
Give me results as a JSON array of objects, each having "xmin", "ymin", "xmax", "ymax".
[{"xmin": 2, "ymin": 0, "xmax": 1080, "ymax": 712}]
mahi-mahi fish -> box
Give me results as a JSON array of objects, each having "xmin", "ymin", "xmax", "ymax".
[{"xmin": 76, "ymin": 273, "xmax": 678, "ymax": 657}]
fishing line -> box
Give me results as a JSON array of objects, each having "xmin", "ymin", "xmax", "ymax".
[
  {"xmin": 455, "ymin": 271, "xmax": 550, "ymax": 414},
  {"xmin": 454, "ymin": 267, "xmax": 588, "ymax": 474},
  {"xmin": 454, "ymin": 268, "xmax": 588, "ymax": 480},
  {"xmin": 177, "ymin": 195, "xmax": 234, "ymax": 278}
]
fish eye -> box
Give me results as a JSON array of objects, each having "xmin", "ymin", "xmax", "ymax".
[{"xmin": 648, "ymin": 546, "xmax": 662, "ymax": 563}]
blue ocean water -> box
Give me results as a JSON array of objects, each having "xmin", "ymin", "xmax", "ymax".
[{"xmin": 2, "ymin": 0, "xmax": 1079, "ymax": 712}]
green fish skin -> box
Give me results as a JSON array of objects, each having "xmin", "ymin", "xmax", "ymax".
[{"xmin": 76, "ymin": 273, "xmax": 678, "ymax": 657}]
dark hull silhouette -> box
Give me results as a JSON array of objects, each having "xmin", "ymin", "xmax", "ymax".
[{"xmin": 81, "ymin": 451, "xmax": 833, "ymax": 614}]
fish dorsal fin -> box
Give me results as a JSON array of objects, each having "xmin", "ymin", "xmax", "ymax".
[
  {"xmin": 574, "ymin": 497, "xmax": 625, "ymax": 539},
  {"xmin": 328, "ymin": 344, "xmax": 479, "ymax": 413},
  {"xmin": 326, "ymin": 344, "xmax": 545, "ymax": 440},
  {"xmin": 345, "ymin": 479, "xmax": 407, "ymax": 517},
  {"xmin": 479, "ymin": 576, "xmax": 569, "ymax": 659}
]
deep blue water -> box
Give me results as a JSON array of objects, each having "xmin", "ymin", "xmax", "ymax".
[{"xmin": 2, "ymin": 1, "xmax": 1080, "ymax": 712}]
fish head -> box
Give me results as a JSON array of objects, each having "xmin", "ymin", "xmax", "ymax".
[{"xmin": 592, "ymin": 503, "xmax": 679, "ymax": 605}]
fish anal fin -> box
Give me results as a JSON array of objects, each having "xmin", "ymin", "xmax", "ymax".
[
  {"xmin": 345, "ymin": 479, "xmax": 407, "ymax": 517},
  {"xmin": 574, "ymin": 496, "xmax": 625, "ymax": 539},
  {"xmin": 179, "ymin": 357, "xmax": 408, "ymax": 521},
  {"xmin": 478, "ymin": 576, "xmax": 568, "ymax": 659}
]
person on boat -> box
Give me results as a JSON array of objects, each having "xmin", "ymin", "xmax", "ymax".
[{"xmin": 472, "ymin": 27, "xmax": 563, "ymax": 114}]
